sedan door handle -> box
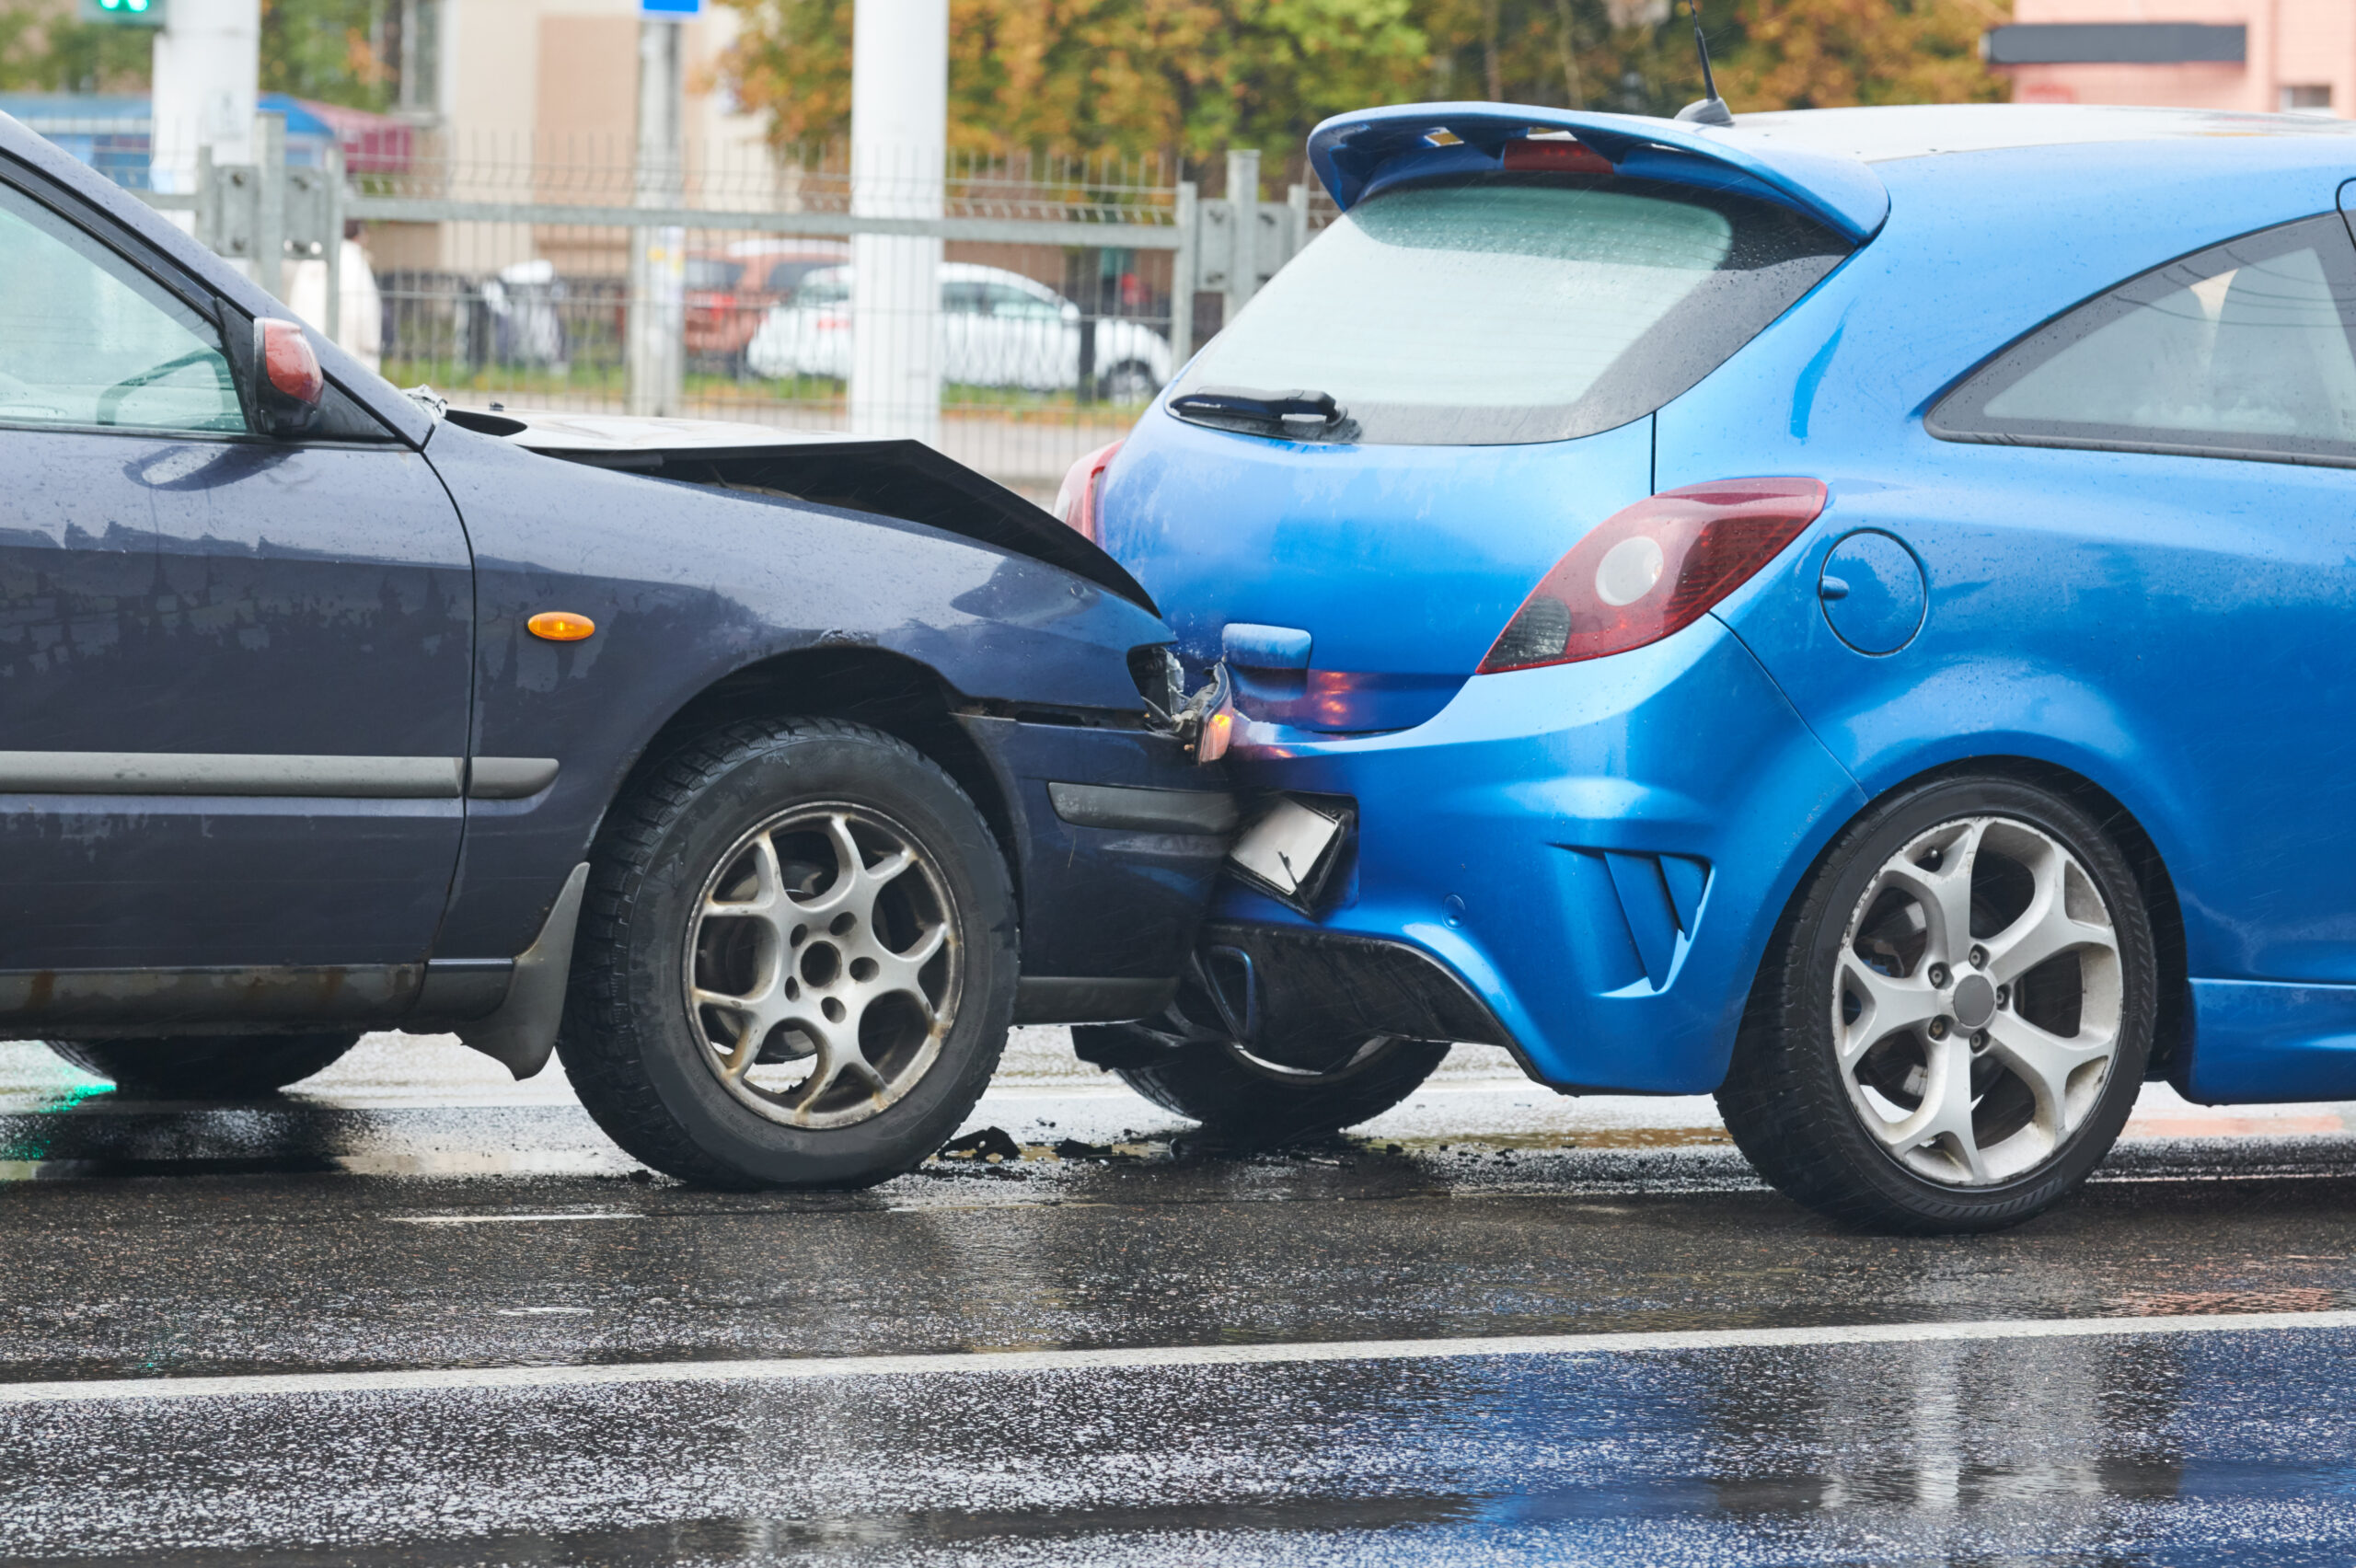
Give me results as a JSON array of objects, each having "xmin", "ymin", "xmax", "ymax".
[{"xmin": 1819, "ymin": 575, "xmax": 1851, "ymax": 602}]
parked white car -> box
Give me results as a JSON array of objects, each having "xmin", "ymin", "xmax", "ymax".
[{"xmin": 745, "ymin": 262, "xmax": 1171, "ymax": 398}]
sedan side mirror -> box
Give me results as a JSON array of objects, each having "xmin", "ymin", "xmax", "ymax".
[{"xmin": 252, "ymin": 318, "xmax": 325, "ymax": 437}]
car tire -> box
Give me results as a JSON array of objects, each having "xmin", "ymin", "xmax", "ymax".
[
  {"xmin": 1716, "ymin": 774, "xmax": 2158, "ymax": 1234},
  {"xmin": 559, "ymin": 717, "xmax": 1018, "ymax": 1190},
  {"xmin": 1098, "ymin": 361, "xmax": 1160, "ymax": 402},
  {"xmin": 45, "ymin": 1033, "xmax": 361, "ymax": 1098},
  {"xmin": 1082, "ymin": 1021, "xmax": 1448, "ymax": 1143}
]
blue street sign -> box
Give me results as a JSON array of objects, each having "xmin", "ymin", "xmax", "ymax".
[{"xmin": 641, "ymin": 0, "xmax": 702, "ymax": 14}]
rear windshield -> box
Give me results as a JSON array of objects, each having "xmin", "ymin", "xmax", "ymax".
[{"xmin": 1169, "ymin": 173, "xmax": 1852, "ymax": 445}]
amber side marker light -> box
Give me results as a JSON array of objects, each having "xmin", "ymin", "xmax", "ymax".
[{"xmin": 527, "ymin": 611, "xmax": 597, "ymax": 642}]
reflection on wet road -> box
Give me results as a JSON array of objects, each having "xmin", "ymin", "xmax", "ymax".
[{"xmin": 9, "ymin": 1032, "xmax": 2356, "ymax": 1563}]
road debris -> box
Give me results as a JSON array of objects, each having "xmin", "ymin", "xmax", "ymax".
[{"xmin": 936, "ymin": 1126, "xmax": 1022, "ymax": 1164}]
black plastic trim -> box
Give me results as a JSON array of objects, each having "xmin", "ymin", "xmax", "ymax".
[
  {"xmin": 1197, "ymin": 920, "xmax": 1513, "ymax": 1052},
  {"xmin": 1046, "ymin": 781, "xmax": 1239, "ymax": 835},
  {"xmin": 1015, "ymin": 975, "xmax": 1181, "ymax": 1024},
  {"xmin": 1983, "ymin": 22, "xmax": 2245, "ymax": 63}
]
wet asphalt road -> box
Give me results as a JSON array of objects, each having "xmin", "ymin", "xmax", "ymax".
[{"xmin": 9, "ymin": 1035, "xmax": 2356, "ymax": 1564}]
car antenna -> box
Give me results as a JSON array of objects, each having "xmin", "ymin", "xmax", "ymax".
[{"xmin": 1674, "ymin": 0, "xmax": 1735, "ymax": 126}]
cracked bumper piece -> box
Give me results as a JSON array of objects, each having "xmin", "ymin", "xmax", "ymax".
[
  {"xmin": 1208, "ymin": 617, "xmax": 1864, "ymax": 1094},
  {"xmin": 958, "ymin": 713, "xmax": 1236, "ymax": 1024}
]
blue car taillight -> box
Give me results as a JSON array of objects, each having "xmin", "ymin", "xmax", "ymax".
[{"xmin": 1478, "ymin": 478, "xmax": 1827, "ymax": 673}]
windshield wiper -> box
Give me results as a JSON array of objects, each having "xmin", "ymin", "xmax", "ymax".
[{"xmin": 1168, "ymin": 386, "xmax": 1358, "ymax": 443}]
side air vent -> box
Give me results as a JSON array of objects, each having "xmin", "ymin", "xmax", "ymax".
[{"xmin": 1560, "ymin": 847, "xmax": 1711, "ymax": 993}]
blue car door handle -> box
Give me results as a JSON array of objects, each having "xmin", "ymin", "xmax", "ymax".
[{"xmin": 1819, "ymin": 576, "xmax": 1851, "ymax": 601}]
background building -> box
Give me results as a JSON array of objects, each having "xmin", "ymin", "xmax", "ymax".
[{"xmin": 1992, "ymin": 1, "xmax": 2350, "ymax": 115}]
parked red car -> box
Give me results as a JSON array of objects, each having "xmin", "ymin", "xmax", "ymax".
[{"xmin": 685, "ymin": 240, "xmax": 849, "ymax": 368}]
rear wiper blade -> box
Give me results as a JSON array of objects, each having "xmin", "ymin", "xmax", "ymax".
[{"xmin": 1168, "ymin": 386, "xmax": 1358, "ymax": 443}]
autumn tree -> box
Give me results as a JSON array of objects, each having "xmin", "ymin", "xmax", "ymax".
[
  {"xmin": 719, "ymin": 0, "xmax": 1427, "ymax": 173},
  {"xmin": 720, "ymin": 0, "xmax": 2005, "ymax": 174},
  {"xmin": 1716, "ymin": 0, "xmax": 2007, "ymax": 110},
  {"xmin": 260, "ymin": 0, "xmax": 398, "ymax": 110},
  {"xmin": 0, "ymin": 0, "xmax": 405, "ymax": 104},
  {"xmin": 0, "ymin": 0, "xmax": 150, "ymax": 93}
]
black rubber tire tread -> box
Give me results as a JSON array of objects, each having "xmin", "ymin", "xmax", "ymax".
[
  {"xmin": 46, "ymin": 1033, "xmax": 361, "ymax": 1098},
  {"xmin": 559, "ymin": 716, "xmax": 1017, "ymax": 1191},
  {"xmin": 1109, "ymin": 1032, "xmax": 1449, "ymax": 1142},
  {"xmin": 1716, "ymin": 774, "xmax": 2158, "ymax": 1235}
]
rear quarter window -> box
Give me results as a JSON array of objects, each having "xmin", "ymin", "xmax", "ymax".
[
  {"xmin": 1929, "ymin": 213, "xmax": 2356, "ymax": 467},
  {"xmin": 1168, "ymin": 172, "xmax": 1852, "ymax": 446}
]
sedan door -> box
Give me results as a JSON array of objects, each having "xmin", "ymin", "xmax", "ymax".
[{"xmin": 0, "ymin": 170, "xmax": 474, "ymax": 978}]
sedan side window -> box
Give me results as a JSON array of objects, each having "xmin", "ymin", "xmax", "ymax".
[
  {"xmin": 987, "ymin": 282, "xmax": 1063, "ymax": 319},
  {"xmin": 1930, "ymin": 214, "xmax": 2356, "ymax": 466},
  {"xmin": 0, "ymin": 181, "xmax": 246, "ymax": 435}
]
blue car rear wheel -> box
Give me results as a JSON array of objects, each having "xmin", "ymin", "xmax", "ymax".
[{"xmin": 1718, "ymin": 775, "xmax": 2157, "ymax": 1234}]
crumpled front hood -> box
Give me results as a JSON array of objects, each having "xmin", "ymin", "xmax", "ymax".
[{"xmin": 439, "ymin": 406, "xmax": 1158, "ymax": 612}]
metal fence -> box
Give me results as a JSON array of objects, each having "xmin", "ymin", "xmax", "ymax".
[{"xmin": 92, "ymin": 116, "xmax": 1329, "ymax": 496}]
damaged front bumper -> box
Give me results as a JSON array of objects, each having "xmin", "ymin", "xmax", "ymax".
[{"xmin": 955, "ymin": 708, "xmax": 1238, "ymax": 1023}]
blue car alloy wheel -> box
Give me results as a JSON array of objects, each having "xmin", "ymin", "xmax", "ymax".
[
  {"xmin": 1716, "ymin": 774, "xmax": 2159, "ymax": 1233},
  {"xmin": 1085, "ymin": 99, "xmax": 2356, "ymax": 1231}
]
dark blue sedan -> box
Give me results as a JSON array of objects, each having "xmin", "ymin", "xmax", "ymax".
[
  {"xmin": 0, "ymin": 113, "xmax": 1231, "ymax": 1188},
  {"xmin": 1082, "ymin": 101, "xmax": 2356, "ymax": 1231}
]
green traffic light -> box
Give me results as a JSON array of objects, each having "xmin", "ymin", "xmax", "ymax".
[{"xmin": 79, "ymin": 0, "xmax": 164, "ymax": 29}]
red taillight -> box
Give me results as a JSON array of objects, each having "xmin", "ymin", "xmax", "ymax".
[
  {"xmin": 1502, "ymin": 137, "xmax": 1614, "ymax": 176},
  {"xmin": 1478, "ymin": 478, "xmax": 1827, "ymax": 674},
  {"xmin": 1053, "ymin": 439, "xmax": 1123, "ymax": 543},
  {"xmin": 258, "ymin": 317, "xmax": 323, "ymax": 407}
]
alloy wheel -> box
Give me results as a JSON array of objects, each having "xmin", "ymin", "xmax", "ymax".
[
  {"xmin": 684, "ymin": 803, "xmax": 960, "ymax": 1129},
  {"xmin": 1832, "ymin": 814, "xmax": 2123, "ymax": 1187}
]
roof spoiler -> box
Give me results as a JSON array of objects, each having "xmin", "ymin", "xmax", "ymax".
[{"xmin": 1307, "ymin": 103, "xmax": 1889, "ymax": 244}]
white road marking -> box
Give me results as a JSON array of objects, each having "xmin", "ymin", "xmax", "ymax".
[
  {"xmin": 385, "ymin": 1212, "xmax": 641, "ymax": 1225},
  {"xmin": 8, "ymin": 1309, "xmax": 2356, "ymax": 1406}
]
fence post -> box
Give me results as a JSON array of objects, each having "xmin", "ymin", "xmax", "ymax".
[
  {"xmin": 627, "ymin": 17, "xmax": 687, "ymax": 418},
  {"xmin": 192, "ymin": 144, "xmax": 215, "ymax": 250},
  {"xmin": 849, "ymin": 0, "xmax": 948, "ymax": 446},
  {"xmin": 253, "ymin": 110, "xmax": 285, "ymax": 301},
  {"xmin": 1222, "ymin": 148, "xmax": 1260, "ymax": 328},
  {"xmin": 1170, "ymin": 179, "xmax": 1197, "ymax": 367},
  {"xmin": 1286, "ymin": 182, "xmax": 1310, "ymax": 269},
  {"xmin": 324, "ymin": 142, "xmax": 345, "ymax": 351}
]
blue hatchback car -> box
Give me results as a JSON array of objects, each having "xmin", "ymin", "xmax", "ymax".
[{"xmin": 1077, "ymin": 101, "xmax": 2356, "ymax": 1231}]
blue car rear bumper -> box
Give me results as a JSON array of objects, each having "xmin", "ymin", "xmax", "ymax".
[{"xmin": 1212, "ymin": 616, "xmax": 1865, "ymax": 1093}]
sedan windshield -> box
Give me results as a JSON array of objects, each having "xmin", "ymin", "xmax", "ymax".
[{"xmin": 1170, "ymin": 172, "xmax": 1851, "ymax": 445}]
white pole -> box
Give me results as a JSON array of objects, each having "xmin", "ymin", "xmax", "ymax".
[
  {"xmin": 849, "ymin": 0, "xmax": 945, "ymax": 445},
  {"xmin": 627, "ymin": 17, "xmax": 687, "ymax": 417},
  {"xmin": 150, "ymin": 0, "xmax": 259, "ymax": 200}
]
